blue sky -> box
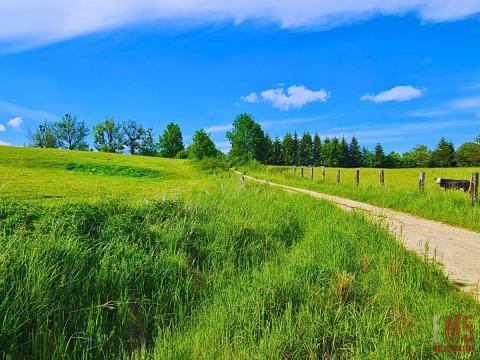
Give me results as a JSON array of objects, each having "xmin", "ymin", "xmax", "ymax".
[{"xmin": 1, "ymin": 1, "xmax": 480, "ymax": 153}]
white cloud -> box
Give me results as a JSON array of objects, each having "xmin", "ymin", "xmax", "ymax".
[
  {"xmin": 0, "ymin": 140, "xmax": 11, "ymax": 146},
  {"xmin": 0, "ymin": 124, "xmax": 5, "ymax": 132},
  {"xmin": 241, "ymin": 92, "xmax": 259, "ymax": 103},
  {"xmin": 2, "ymin": 1, "xmax": 480, "ymax": 52},
  {"xmin": 261, "ymin": 85, "xmax": 329, "ymax": 111},
  {"xmin": 7, "ymin": 116, "xmax": 23, "ymax": 129},
  {"xmin": 361, "ymin": 85, "xmax": 423, "ymax": 103}
]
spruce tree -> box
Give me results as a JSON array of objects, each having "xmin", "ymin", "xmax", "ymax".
[
  {"xmin": 348, "ymin": 135, "xmax": 363, "ymax": 167},
  {"xmin": 312, "ymin": 133, "xmax": 322, "ymax": 166}
]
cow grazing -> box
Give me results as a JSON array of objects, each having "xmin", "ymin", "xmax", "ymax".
[{"xmin": 435, "ymin": 178, "xmax": 470, "ymax": 192}]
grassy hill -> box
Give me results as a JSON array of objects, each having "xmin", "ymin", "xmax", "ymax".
[{"xmin": 0, "ymin": 147, "xmax": 479, "ymax": 359}]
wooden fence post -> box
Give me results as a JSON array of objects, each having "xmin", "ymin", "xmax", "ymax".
[
  {"xmin": 336, "ymin": 169, "xmax": 341, "ymax": 184},
  {"xmin": 355, "ymin": 169, "xmax": 360, "ymax": 186},
  {"xmin": 419, "ymin": 172, "xmax": 425, "ymax": 192},
  {"xmin": 301, "ymin": 167, "xmax": 304, "ymax": 178},
  {"xmin": 471, "ymin": 173, "xmax": 479, "ymax": 205},
  {"xmin": 322, "ymin": 166, "xmax": 326, "ymax": 181},
  {"xmin": 294, "ymin": 166, "xmax": 297, "ymax": 176},
  {"xmin": 310, "ymin": 167, "xmax": 314, "ymax": 180},
  {"xmin": 379, "ymin": 169, "xmax": 385, "ymax": 188}
]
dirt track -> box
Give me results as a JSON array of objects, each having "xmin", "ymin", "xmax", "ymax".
[{"xmin": 241, "ymin": 173, "xmax": 480, "ymax": 300}]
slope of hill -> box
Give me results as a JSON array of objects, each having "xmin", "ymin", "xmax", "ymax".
[{"xmin": 0, "ymin": 147, "xmax": 479, "ymax": 359}]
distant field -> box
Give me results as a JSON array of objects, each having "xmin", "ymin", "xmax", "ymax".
[
  {"xmin": 1, "ymin": 147, "xmax": 479, "ymax": 359},
  {"xmin": 244, "ymin": 165, "xmax": 480, "ymax": 232}
]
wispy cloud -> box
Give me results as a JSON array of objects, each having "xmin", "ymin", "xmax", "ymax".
[
  {"xmin": 3, "ymin": 1, "xmax": 479, "ymax": 52},
  {"xmin": 204, "ymin": 124, "xmax": 232, "ymax": 133},
  {"xmin": 241, "ymin": 92, "xmax": 259, "ymax": 103},
  {"xmin": 0, "ymin": 140, "xmax": 11, "ymax": 146},
  {"xmin": 0, "ymin": 124, "xmax": 5, "ymax": 132},
  {"xmin": 325, "ymin": 119, "xmax": 478, "ymax": 144},
  {"xmin": 408, "ymin": 94, "xmax": 480, "ymax": 118},
  {"xmin": 0, "ymin": 100, "xmax": 57, "ymax": 121},
  {"xmin": 361, "ymin": 85, "xmax": 424, "ymax": 103},
  {"xmin": 449, "ymin": 96, "xmax": 480, "ymax": 110}
]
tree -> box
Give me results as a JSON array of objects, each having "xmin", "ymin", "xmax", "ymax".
[
  {"xmin": 122, "ymin": 120, "xmax": 145, "ymax": 155},
  {"xmin": 29, "ymin": 121, "xmax": 58, "ymax": 148},
  {"xmin": 348, "ymin": 136, "xmax": 363, "ymax": 168},
  {"xmin": 282, "ymin": 133, "xmax": 294, "ymax": 165},
  {"xmin": 322, "ymin": 137, "xmax": 332, "ymax": 166},
  {"xmin": 312, "ymin": 133, "xmax": 322, "ymax": 166},
  {"xmin": 430, "ymin": 137, "xmax": 456, "ymax": 167},
  {"xmin": 292, "ymin": 132, "xmax": 299, "ymax": 165},
  {"xmin": 158, "ymin": 122, "xmax": 184, "ymax": 158},
  {"xmin": 93, "ymin": 117, "xmax": 123, "ymax": 153},
  {"xmin": 338, "ymin": 137, "xmax": 349, "ymax": 167},
  {"xmin": 189, "ymin": 129, "xmax": 218, "ymax": 160},
  {"xmin": 328, "ymin": 137, "xmax": 341, "ymax": 167},
  {"xmin": 139, "ymin": 128, "xmax": 157, "ymax": 156},
  {"xmin": 55, "ymin": 114, "xmax": 89, "ymax": 150},
  {"xmin": 271, "ymin": 137, "xmax": 283, "ymax": 165},
  {"xmin": 226, "ymin": 113, "xmax": 267, "ymax": 163},
  {"xmin": 384, "ymin": 152, "xmax": 402, "ymax": 168},
  {"xmin": 299, "ymin": 132, "xmax": 313, "ymax": 166},
  {"xmin": 455, "ymin": 142, "xmax": 480, "ymax": 166},
  {"xmin": 362, "ymin": 147, "xmax": 375, "ymax": 168},
  {"xmin": 410, "ymin": 145, "xmax": 431, "ymax": 167},
  {"xmin": 373, "ymin": 143, "xmax": 385, "ymax": 168}
]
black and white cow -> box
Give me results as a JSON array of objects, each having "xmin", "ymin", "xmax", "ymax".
[{"xmin": 435, "ymin": 178, "xmax": 470, "ymax": 192}]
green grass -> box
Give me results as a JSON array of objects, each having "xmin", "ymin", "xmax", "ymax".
[
  {"xmin": 1, "ymin": 147, "xmax": 479, "ymax": 359},
  {"xmin": 243, "ymin": 165, "xmax": 480, "ymax": 232}
]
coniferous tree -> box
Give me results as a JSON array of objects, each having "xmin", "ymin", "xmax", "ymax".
[
  {"xmin": 430, "ymin": 137, "xmax": 456, "ymax": 167},
  {"xmin": 312, "ymin": 133, "xmax": 322, "ymax": 166},
  {"xmin": 322, "ymin": 137, "xmax": 332, "ymax": 166},
  {"xmin": 299, "ymin": 132, "xmax": 313, "ymax": 166},
  {"xmin": 339, "ymin": 137, "xmax": 349, "ymax": 167},
  {"xmin": 348, "ymin": 135, "xmax": 363, "ymax": 167},
  {"xmin": 292, "ymin": 131, "xmax": 299, "ymax": 165},
  {"xmin": 329, "ymin": 137, "xmax": 341, "ymax": 167},
  {"xmin": 272, "ymin": 137, "xmax": 283, "ymax": 165},
  {"xmin": 282, "ymin": 133, "xmax": 294, "ymax": 165},
  {"xmin": 373, "ymin": 143, "xmax": 385, "ymax": 168},
  {"xmin": 362, "ymin": 147, "xmax": 375, "ymax": 168}
]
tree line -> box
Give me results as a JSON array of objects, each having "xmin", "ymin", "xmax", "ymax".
[
  {"xmin": 226, "ymin": 113, "xmax": 480, "ymax": 168},
  {"xmin": 29, "ymin": 112, "xmax": 480, "ymax": 168},
  {"xmin": 29, "ymin": 114, "xmax": 220, "ymax": 160}
]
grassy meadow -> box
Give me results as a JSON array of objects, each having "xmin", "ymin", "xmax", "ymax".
[
  {"xmin": 1, "ymin": 146, "xmax": 479, "ymax": 359},
  {"xmin": 243, "ymin": 165, "xmax": 480, "ymax": 232}
]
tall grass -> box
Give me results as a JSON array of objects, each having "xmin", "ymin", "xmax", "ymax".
[
  {"xmin": 1, "ymin": 182, "xmax": 479, "ymax": 359},
  {"xmin": 244, "ymin": 165, "xmax": 480, "ymax": 232}
]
